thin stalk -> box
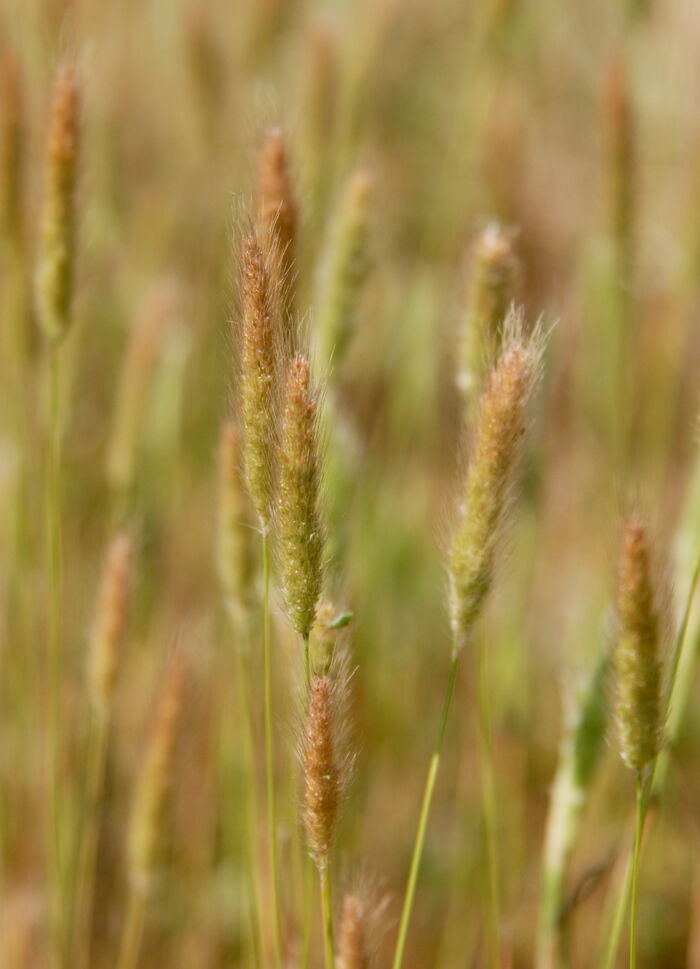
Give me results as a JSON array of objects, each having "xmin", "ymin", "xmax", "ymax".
[
  {"xmin": 601, "ymin": 548, "xmax": 700, "ymax": 968},
  {"xmin": 320, "ymin": 866, "xmax": 335, "ymax": 969},
  {"xmin": 300, "ymin": 631, "xmax": 313, "ymax": 969},
  {"xmin": 263, "ymin": 533, "xmax": 283, "ymax": 969},
  {"xmin": 391, "ymin": 653, "xmax": 458, "ymax": 969},
  {"xmin": 478, "ymin": 637, "xmax": 501, "ymax": 969},
  {"xmin": 45, "ymin": 346, "xmax": 65, "ymax": 968},
  {"xmin": 231, "ymin": 623, "xmax": 264, "ymax": 969},
  {"xmin": 72, "ymin": 712, "xmax": 109, "ymax": 969},
  {"xmin": 629, "ymin": 776, "xmax": 644, "ymax": 969},
  {"xmin": 116, "ymin": 888, "xmax": 146, "ymax": 969}
]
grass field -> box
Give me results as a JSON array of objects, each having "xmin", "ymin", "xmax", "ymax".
[{"xmin": 1, "ymin": 1, "xmax": 700, "ymax": 968}]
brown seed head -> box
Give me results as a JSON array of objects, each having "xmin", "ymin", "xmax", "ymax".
[
  {"xmin": 88, "ymin": 533, "xmax": 132, "ymax": 717},
  {"xmin": 303, "ymin": 674, "xmax": 339, "ymax": 867},
  {"xmin": 218, "ymin": 420, "xmax": 255, "ymax": 617},
  {"xmin": 36, "ymin": 63, "xmax": 79, "ymax": 343},
  {"xmin": 458, "ymin": 221, "xmax": 517, "ymax": 401},
  {"xmin": 278, "ymin": 354, "xmax": 324, "ymax": 638},
  {"xmin": 337, "ymin": 893, "xmax": 370, "ymax": 969},
  {"xmin": 614, "ymin": 517, "xmax": 662, "ymax": 772},
  {"xmin": 449, "ymin": 315, "xmax": 540, "ymax": 652},
  {"xmin": 256, "ymin": 127, "xmax": 297, "ymax": 323},
  {"xmin": 128, "ymin": 653, "xmax": 187, "ymax": 893},
  {"xmin": 240, "ymin": 232, "xmax": 277, "ymax": 530}
]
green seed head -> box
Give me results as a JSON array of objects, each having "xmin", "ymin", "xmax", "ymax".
[
  {"xmin": 278, "ymin": 354, "xmax": 324, "ymax": 638},
  {"xmin": 36, "ymin": 63, "xmax": 79, "ymax": 344},
  {"xmin": 449, "ymin": 313, "xmax": 540, "ymax": 653},
  {"xmin": 240, "ymin": 231, "xmax": 278, "ymax": 531},
  {"xmin": 614, "ymin": 516, "xmax": 662, "ymax": 773}
]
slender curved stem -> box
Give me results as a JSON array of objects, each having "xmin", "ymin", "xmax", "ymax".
[
  {"xmin": 320, "ymin": 866, "xmax": 335, "ymax": 969},
  {"xmin": 391, "ymin": 653, "xmax": 458, "ymax": 969},
  {"xmin": 72, "ymin": 712, "xmax": 109, "ymax": 969},
  {"xmin": 300, "ymin": 632, "xmax": 313, "ymax": 969},
  {"xmin": 46, "ymin": 347, "xmax": 64, "ymax": 968},
  {"xmin": 478, "ymin": 637, "xmax": 501, "ymax": 969},
  {"xmin": 262, "ymin": 534, "xmax": 283, "ymax": 969},
  {"xmin": 116, "ymin": 888, "xmax": 146, "ymax": 969},
  {"xmin": 629, "ymin": 776, "xmax": 644, "ymax": 969}
]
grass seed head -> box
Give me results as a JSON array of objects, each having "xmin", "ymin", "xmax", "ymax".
[
  {"xmin": 256, "ymin": 127, "xmax": 297, "ymax": 323},
  {"xmin": 88, "ymin": 532, "xmax": 132, "ymax": 718},
  {"xmin": 36, "ymin": 63, "xmax": 79, "ymax": 344},
  {"xmin": 303, "ymin": 674, "xmax": 339, "ymax": 868},
  {"xmin": 317, "ymin": 169, "xmax": 373, "ymax": 369},
  {"xmin": 128, "ymin": 652, "xmax": 187, "ymax": 893},
  {"xmin": 614, "ymin": 516, "xmax": 662, "ymax": 773},
  {"xmin": 458, "ymin": 221, "xmax": 517, "ymax": 400},
  {"xmin": 449, "ymin": 311, "xmax": 541, "ymax": 652},
  {"xmin": 337, "ymin": 893, "xmax": 370, "ymax": 969},
  {"xmin": 278, "ymin": 353, "xmax": 324, "ymax": 638},
  {"xmin": 240, "ymin": 231, "xmax": 278, "ymax": 530}
]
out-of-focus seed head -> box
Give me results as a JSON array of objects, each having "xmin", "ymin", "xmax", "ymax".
[
  {"xmin": 449, "ymin": 311, "xmax": 541, "ymax": 653},
  {"xmin": 337, "ymin": 893, "xmax": 370, "ymax": 969},
  {"xmin": 88, "ymin": 533, "xmax": 132, "ymax": 718},
  {"xmin": 128, "ymin": 653, "xmax": 187, "ymax": 893},
  {"xmin": 217, "ymin": 420, "xmax": 255, "ymax": 618},
  {"xmin": 240, "ymin": 231, "xmax": 278, "ymax": 530},
  {"xmin": 0, "ymin": 48, "xmax": 23, "ymax": 252},
  {"xmin": 604, "ymin": 55, "xmax": 635, "ymax": 278},
  {"xmin": 316, "ymin": 169, "xmax": 373, "ymax": 370},
  {"xmin": 256, "ymin": 127, "xmax": 297, "ymax": 324},
  {"xmin": 457, "ymin": 221, "xmax": 517, "ymax": 403},
  {"xmin": 614, "ymin": 516, "xmax": 662, "ymax": 773},
  {"xmin": 36, "ymin": 63, "xmax": 79, "ymax": 344},
  {"xmin": 303, "ymin": 674, "xmax": 339, "ymax": 868},
  {"xmin": 278, "ymin": 353, "xmax": 324, "ymax": 638}
]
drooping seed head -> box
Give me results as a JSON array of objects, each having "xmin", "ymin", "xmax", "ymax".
[
  {"xmin": 449, "ymin": 312, "xmax": 541, "ymax": 653},
  {"xmin": 217, "ymin": 420, "xmax": 255, "ymax": 618},
  {"xmin": 458, "ymin": 222, "xmax": 517, "ymax": 401},
  {"xmin": 303, "ymin": 674, "xmax": 339, "ymax": 867},
  {"xmin": 87, "ymin": 533, "xmax": 132, "ymax": 718},
  {"xmin": 239, "ymin": 231, "xmax": 277, "ymax": 530},
  {"xmin": 337, "ymin": 893, "xmax": 370, "ymax": 969},
  {"xmin": 256, "ymin": 127, "xmax": 297, "ymax": 323},
  {"xmin": 316, "ymin": 169, "xmax": 373, "ymax": 370},
  {"xmin": 278, "ymin": 354, "xmax": 324, "ymax": 638},
  {"xmin": 36, "ymin": 63, "xmax": 79, "ymax": 344},
  {"xmin": 614, "ymin": 517, "xmax": 662, "ymax": 773},
  {"xmin": 128, "ymin": 653, "xmax": 187, "ymax": 893}
]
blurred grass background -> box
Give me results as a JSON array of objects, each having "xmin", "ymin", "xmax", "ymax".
[{"xmin": 2, "ymin": 0, "xmax": 700, "ymax": 967}]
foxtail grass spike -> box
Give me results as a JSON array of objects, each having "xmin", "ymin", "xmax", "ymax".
[
  {"xmin": 614, "ymin": 517, "xmax": 662, "ymax": 773},
  {"xmin": 337, "ymin": 894, "xmax": 370, "ymax": 969},
  {"xmin": 240, "ymin": 231, "xmax": 277, "ymax": 531},
  {"xmin": 128, "ymin": 653, "xmax": 187, "ymax": 892},
  {"xmin": 303, "ymin": 674, "xmax": 339, "ymax": 868},
  {"xmin": 256, "ymin": 127, "xmax": 297, "ymax": 324},
  {"xmin": 449, "ymin": 312, "xmax": 541, "ymax": 653},
  {"xmin": 316, "ymin": 169, "xmax": 373, "ymax": 370},
  {"xmin": 458, "ymin": 222, "xmax": 517, "ymax": 405},
  {"xmin": 87, "ymin": 533, "xmax": 132, "ymax": 719},
  {"xmin": 278, "ymin": 353, "xmax": 324, "ymax": 639},
  {"xmin": 36, "ymin": 63, "xmax": 79, "ymax": 344}
]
